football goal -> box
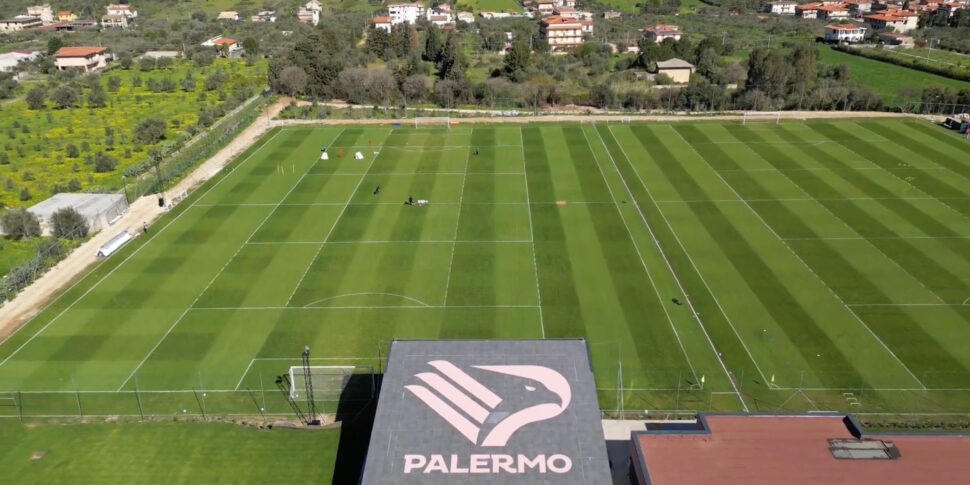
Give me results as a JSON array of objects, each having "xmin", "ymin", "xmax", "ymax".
[
  {"xmin": 742, "ymin": 111, "xmax": 782, "ymax": 125},
  {"xmin": 414, "ymin": 116, "xmax": 451, "ymax": 129},
  {"xmin": 288, "ymin": 365, "xmax": 376, "ymax": 402}
]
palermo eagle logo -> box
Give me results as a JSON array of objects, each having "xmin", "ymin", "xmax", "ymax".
[{"xmin": 404, "ymin": 360, "xmax": 571, "ymax": 447}]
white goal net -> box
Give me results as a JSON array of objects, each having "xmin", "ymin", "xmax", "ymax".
[
  {"xmin": 414, "ymin": 116, "xmax": 451, "ymax": 129},
  {"xmin": 288, "ymin": 365, "xmax": 375, "ymax": 401},
  {"xmin": 742, "ymin": 111, "xmax": 782, "ymax": 125}
]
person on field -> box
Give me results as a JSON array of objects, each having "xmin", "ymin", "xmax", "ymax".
[{"xmin": 143, "ymin": 222, "xmax": 148, "ymax": 234}]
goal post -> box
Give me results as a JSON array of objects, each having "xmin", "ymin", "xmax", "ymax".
[
  {"xmin": 741, "ymin": 111, "xmax": 782, "ymax": 125},
  {"xmin": 288, "ymin": 365, "xmax": 376, "ymax": 402},
  {"xmin": 413, "ymin": 116, "xmax": 451, "ymax": 129}
]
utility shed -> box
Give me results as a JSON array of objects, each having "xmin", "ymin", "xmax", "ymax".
[{"xmin": 26, "ymin": 193, "xmax": 128, "ymax": 235}]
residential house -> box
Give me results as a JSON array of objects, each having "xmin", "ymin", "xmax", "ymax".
[
  {"xmin": 101, "ymin": 14, "xmax": 129, "ymax": 29},
  {"xmin": 54, "ymin": 46, "xmax": 108, "ymax": 72},
  {"xmin": 878, "ymin": 32, "xmax": 915, "ymax": 46},
  {"xmin": 554, "ymin": 6, "xmax": 580, "ymax": 18},
  {"xmin": 604, "ymin": 10, "xmax": 622, "ymax": 18},
  {"xmin": 58, "ymin": 11, "xmax": 76, "ymax": 21},
  {"xmin": 644, "ymin": 24, "xmax": 682, "ymax": 43},
  {"xmin": 457, "ymin": 11, "xmax": 475, "ymax": 23},
  {"xmin": 388, "ymin": 2, "xmax": 425, "ymax": 24},
  {"xmin": 580, "ymin": 19, "xmax": 593, "ymax": 34},
  {"xmin": 251, "ymin": 11, "xmax": 277, "ymax": 22},
  {"xmin": 536, "ymin": 0, "xmax": 557, "ymax": 15},
  {"xmin": 428, "ymin": 14, "xmax": 453, "ymax": 27},
  {"xmin": 845, "ymin": 0, "xmax": 873, "ymax": 13},
  {"xmin": 766, "ymin": 1, "xmax": 798, "ymax": 14},
  {"xmin": 27, "ymin": 4, "xmax": 54, "ymax": 24},
  {"xmin": 824, "ymin": 24, "xmax": 867, "ymax": 42},
  {"xmin": 656, "ymin": 58, "xmax": 694, "ymax": 84},
  {"xmin": 202, "ymin": 36, "xmax": 241, "ymax": 56},
  {"xmin": 540, "ymin": 15, "xmax": 586, "ymax": 52},
  {"xmin": 141, "ymin": 51, "xmax": 181, "ymax": 59},
  {"xmin": 217, "ymin": 11, "xmax": 240, "ymax": 21},
  {"xmin": 0, "ymin": 50, "xmax": 40, "ymax": 72},
  {"xmin": 297, "ymin": 8, "xmax": 320, "ymax": 25},
  {"xmin": 863, "ymin": 10, "xmax": 917, "ymax": 31},
  {"xmin": 0, "ymin": 16, "xmax": 43, "ymax": 33},
  {"xmin": 796, "ymin": 2, "xmax": 822, "ymax": 17},
  {"xmin": 105, "ymin": 4, "xmax": 137, "ymax": 18},
  {"xmin": 372, "ymin": 16, "xmax": 392, "ymax": 32},
  {"xmin": 817, "ymin": 4, "xmax": 851, "ymax": 18},
  {"xmin": 941, "ymin": 2, "xmax": 966, "ymax": 16}
]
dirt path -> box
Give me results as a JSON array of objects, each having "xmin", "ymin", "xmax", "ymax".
[
  {"xmin": 0, "ymin": 104, "xmax": 927, "ymax": 342},
  {"xmin": 0, "ymin": 98, "xmax": 291, "ymax": 342}
]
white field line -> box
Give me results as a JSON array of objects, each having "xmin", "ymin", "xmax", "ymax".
[
  {"xmin": 247, "ymin": 240, "xmax": 531, "ymax": 245},
  {"xmin": 442, "ymin": 142, "xmax": 471, "ymax": 305},
  {"xmin": 192, "ymin": 305, "xmax": 540, "ymax": 310},
  {"xmin": 337, "ymin": 144, "xmax": 522, "ymax": 149},
  {"xmin": 581, "ymin": 126, "xmax": 699, "ymax": 384},
  {"xmin": 442, "ymin": 143, "xmax": 472, "ymax": 305},
  {"xmin": 197, "ymin": 201, "xmax": 614, "ymax": 207},
  {"xmin": 605, "ymin": 125, "xmax": 761, "ymax": 406},
  {"xmin": 782, "ymin": 236, "xmax": 970, "ymax": 241},
  {"xmin": 848, "ymin": 303, "xmax": 970, "ymax": 307},
  {"xmin": 716, "ymin": 166, "xmax": 953, "ymax": 173},
  {"xmin": 519, "ymin": 128, "xmax": 545, "ymax": 339},
  {"xmin": 285, "ymin": 151, "xmax": 380, "ymax": 307},
  {"xmin": 118, "ymin": 129, "xmax": 348, "ymax": 391},
  {"xmin": 655, "ymin": 197, "xmax": 970, "ymax": 203},
  {"xmin": 234, "ymin": 359, "xmax": 258, "ymax": 390},
  {"xmin": 302, "ymin": 171, "xmax": 527, "ymax": 177},
  {"xmin": 0, "ymin": 129, "xmax": 286, "ymax": 371},
  {"xmin": 671, "ymin": 127, "xmax": 928, "ymax": 390}
]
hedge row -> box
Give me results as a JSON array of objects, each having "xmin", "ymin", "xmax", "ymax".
[{"xmin": 831, "ymin": 44, "xmax": 970, "ymax": 83}]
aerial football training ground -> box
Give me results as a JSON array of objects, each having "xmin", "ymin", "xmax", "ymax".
[{"xmin": 1, "ymin": 118, "xmax": 969, "ymax": 418}]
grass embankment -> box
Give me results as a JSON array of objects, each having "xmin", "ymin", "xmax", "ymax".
[{"xmin": 0, "ymin": 420, "xmax": 339, "ymax": 483}]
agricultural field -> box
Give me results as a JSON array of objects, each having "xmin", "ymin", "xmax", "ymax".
[
  {"xmin": 456, "ymin": 0, "xmax": 524, "ymax": 13},
  {"xmin": 0, "ymin": 118, "xmax": 969, "ymax": 421},
  {"xmin": 0, "ymin": 420, "xmax": 339, "ymax": 483},
  {"xmin": 0, "ymin": 59, "xmax": 266, "ymax": 209},
  {"xmin": 819, "ymin": 47, "xmax": 970, "ymax": 103}
]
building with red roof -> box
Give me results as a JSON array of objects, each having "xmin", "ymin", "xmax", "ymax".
[
  {"xmin": 53, "ymin": 46, "xmax": 108, "ymax": 72},
  {"xmin": 630, "ymin": 413, "xmax": 970, "ymax": 485}
]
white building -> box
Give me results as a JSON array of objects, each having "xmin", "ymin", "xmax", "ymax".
[
  {"xmin": 0, "ymin": 50, "xmax": 40, "ymax": 72},
  {"xmin": 27, "ymin": 193, "xmax": 128, "ymax": 237},
  {"xmin": 863, "ymin": 11, "xmax": 918, "ymax": 32},
  {"xmin": 457, "ymin": 11, "xmax": 475, "ymax": 23},
  {"xmin": 388, "ymin": 2, "xmax": 425, "ymax": 24},
  {"xmin": 541, "ymin": 15, "xmax": 587, "ymax": 52},
  {"xmin": 644, "ymin": 24, "xmax": 681, "ymax": 43},
  {"xmin": 217, "ymin": 11, "xmax": 240, "ymax": 21},
  {"xmin": 105, "ymin": 4, "xmax": 137, "ymax": 18},
  {"xmin": 824, "ymin": 24, "xmax": 867, "ymax": 42},
  {"xmin": 845, "ymin": 0, "xmax": 873, "ymax": 13},
  {"xmin": 251, "ymin": 11, "xmax": 277, "ymax": 22},
  {"xmin": 101, "ymin": 14, "xmax": 128, "ymax": 29},
  {"xmin": 54, "ymin": 46, "xmax": 108, "ymax": 72},
  {"xmin": 0, "ymin": 16, "xmax": 43, "ymax": 33},
  {"xmin": 201, "ymin": 35, "xmax": 241, "ymax": 56},
  {"xmin": 26, "ymin": 4, "xmax": 53, "ymax": 24},
  {"xmin": 766, "ymin": 1, "xmax": 798, "ymax": 14},
  {"xmin": 817, "ymin": 4, "xmax": 851, "ymax": 18},
  {"xmin": 298, "ymin": 0, "xmax": 322, "ymax": 25},
  {"xmin": 372, "ymin": 16, "xmax": 392, "ymax": 32},
  {"xmin": 428, "ymin": 14, "xmax": 453, "ymax": 27},
  {"xmin": 536, "ymin": 0, "xmax": 557, "ymax": 15}
]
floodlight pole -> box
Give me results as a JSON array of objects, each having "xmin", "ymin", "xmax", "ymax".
[{"xmin": 302, "ymin": 346, "xmax": 318, "ymax": 425}]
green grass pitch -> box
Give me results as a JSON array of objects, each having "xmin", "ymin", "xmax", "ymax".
[{"xmin": 0, "ymin": 118, "xmax": 969, "ymax": 418}]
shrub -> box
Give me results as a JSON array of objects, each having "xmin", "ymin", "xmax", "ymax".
[
  {"xmin": 133, "ymin": 118, "xmax": 167, "ymax": 144},
  {"xmin": 19, "ymin": 187, "xmax": 31, "ymax": 201},
  {"xmin": 65, "ymin": 143, "xmax": 79, "ymax": 158},
  {"xmin": 67, "ymin": 177, "xmax": 81, "ymax": 191},
  {"xmin": 51, "ymin": 207, "xmax": 89, "ymax": 239},
  {"xmin": 93, "ymin": 152, "xmax": 119, "ymax": 173},
  {"xmin": 1, "ymin": 208, "xmax": 40, "ymax": 239}
]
